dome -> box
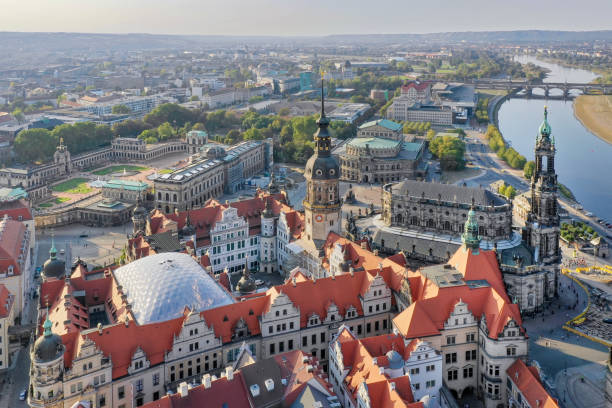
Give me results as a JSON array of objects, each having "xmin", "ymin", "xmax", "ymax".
[
  {"xmin": 112, "ymin": 253, "xmax": 235, "ymax": 324},
  {"xmin": 33, "ymin": 317, "xmax": 63, "ymax": 363},
  {"xmin": 305, "ymin": 155, "xmax": 339, "ymax": 180},
  {"xmin": 43, "ymin": 237, "xmax": 65, "ymax": 280},
  {"xmin": 385, "ymin": 350, "xmax": 404, "ymax": 369}
]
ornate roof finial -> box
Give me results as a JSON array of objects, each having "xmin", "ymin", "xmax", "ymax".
[
  {"xmin": 538, "ymin": 105, "xmax": 551, "ymax": 139},
  {"xmin": 461, "ymin": 206, "xmax": 481, "ymax": 252},
  {"xmin": 49, "ymin": 230, "xmax": 57, "ymax": 259},
  {"xmin": 320, "ymin": 70, "xmax": 326, "ymax": 119},
  {"xmin": 43, "ymin": 308, "xmax": 52, "ymax": 337}
]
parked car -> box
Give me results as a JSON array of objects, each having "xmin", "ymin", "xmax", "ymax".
[{"xmin": 19, "ymin": 390, "xmax": 26, "ymax": 401}]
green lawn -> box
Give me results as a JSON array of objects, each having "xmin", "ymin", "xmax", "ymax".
[
  {"xmin": 436, "ymin": 69, "xmax": 457, "ymax": 74},
  {"xmin": 158, "ymin": 169, "xmax": 174, "ymax": 174},
  {"xmin": 92, "ymin": 165, "xmax": 149, "ymax": 176},
  {"xmin": 55, "ymin": 197, "xmax": 71, "ymax": 204},
  {"xmin": 51, "ymin": 178, "xmax": 93, "ymax": 194},
  {"xmin": 38, "ymin": 203, "xmax": 53, "ymax": 208}
]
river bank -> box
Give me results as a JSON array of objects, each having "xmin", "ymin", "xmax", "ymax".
[{"xmin": 574, "ymin": 95, "xmax": 612, "ymax": 145}]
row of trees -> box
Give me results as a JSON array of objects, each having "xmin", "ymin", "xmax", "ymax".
[
  {"xmin": 402, "ymin": 121, "xmax": 432, "ymax": 135},
  {"xmin": 429, "ymin": 134, "xmax": 466, "ymax": 170},
  {"xmin": 14, "ymin": 122, "xmax": 113, "ymax": 163},
  {"xmin": 485, "ymin": 125, "xmax": 528, "ymax": 171},
  {"xmin": 560, "ymin": 221, "xmax": 598, "ymax": 243},
  {"xmin": 475, "ymin": 97, "xmax": 490, "ymax": 123}
]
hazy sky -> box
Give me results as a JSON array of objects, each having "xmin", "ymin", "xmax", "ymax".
[{"xmin": 2, "ymin": 0, "xmax": 611, "ymax": 36}]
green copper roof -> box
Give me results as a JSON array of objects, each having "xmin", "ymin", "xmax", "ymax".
[
  {"xmin": 43, "ymin": 314, "xmax": 53, "ymax": 337},
  {"xmin": 187, "ymin": 130, "xmax": 208, "ymax": 138},
  {"xmin": 103, "ymin": 179, "xmax": 149, "ymax": 191},
  {"xmin": 49, "ymin": 233, "xmax": 57, "ymax": 259},
  {"xmin": 538, "ymin": 106, "xmax": 551, "ymax": 138},
  {"xmin": 359, "ymin": 119, "xmax": 403, "ymax": 132},
  {"xmin": 461, "ymin": 208, "xmax": 481, "ymax": 252},
  {"xmin": 348, "ymin": 137, "xmax": 401, "ymax": 149}
]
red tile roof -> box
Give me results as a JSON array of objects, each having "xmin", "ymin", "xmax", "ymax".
[
  {"xmin": 0, "ymin": 199, "xmax": 33, "ymax": 221},
  {"xmin": 84, "ymin": 317, "xmax": 184, "ymax": 379},
  {"xmin": 335, "ymin": 327, "xmax": 421, "ymax": 408},
  {"xmin": 141, "ymin": 371, "xmax": 251, "ymax": 408},
  {"xmin": 0, "ymin": 218, "xmax": 27, "ymax": 275},
  {"xmin": 0, "ymin": 284, "xmax": 14, "ymax": 318},
  {"xmin": 149, "ymin": 192, "xmax": 292, "ymax": 247},
  {"xmin": 507, "ymin": 359, "xmax": 559, "ymax": 408},
  {"xmin": 401, "ymin": 81, "xmax": 431, "ymax": 92}
]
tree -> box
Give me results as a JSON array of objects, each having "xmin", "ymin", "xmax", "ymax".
[
  {"xmin": 429, "ymin": 135, "xmax": 466, "ymax": 170},
  {"xmin": 189, "ymin": 95, "xmax": 199, "ymax": 102},
  {"xmin": 143, "ymin": 103, "xmax": 196, "ymax": 128},
  {"xmin": 426, "ymin": 129, "xmax": 436, "ymax": 141},
  {"xmin": 278, "ymin": 107, "xmax": 290, "ymax": 116},
  {"xmin": 524, "ymin": 161, "xmax": 535, "ymax": 179},
  {"xmin": 112, "ymin": 120, "xmax": 151, "ymax": 138},
  {"xmin": 111, "ymin": 104, "xmax": 131, "ymax": 114},
  {"xmin": 138, "ymin": 129, "xmax": 159, "ymax": 143},
  {"xmin": 12, "ymin": 109, "xmax": 25, "ymax": 124},
  {"xmin": 13, "ymin": 128, "xmax": 57, "ymax": 163},
  {"xmin": 157, "ymin": 122, "xmax": 174, "ymax": 141},
  {"xmin": 248, "ymin": 96, "xmax": 264, "ymax": 104},
  {"xmin": 225, "ymin": 129, "xmax": 241, "ymax": 143}
]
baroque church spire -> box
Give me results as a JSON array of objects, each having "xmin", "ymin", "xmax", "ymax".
[{"xmin": 461, "ymin": 207, "xmax": 480, "ymax": 252}]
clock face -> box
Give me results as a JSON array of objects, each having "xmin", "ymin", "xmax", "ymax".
[{"xmin": 315, "ymin": 215, "xmax": 323, "ymax": 222}]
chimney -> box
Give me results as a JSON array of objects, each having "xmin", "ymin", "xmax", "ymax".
[
  {"xmin": 361, "ymin": 242, "xmax": 367, "ymax": 249},
  {"xmin": 390, "ymin": 382, "xmax": 396, "ymax": 391},
  {"xmin": 178, "ymin": 382, "xmax": 189, "ymax": 397},
  {"xmin": 202, "ymin": 374, "xmax": 212, "ymax": 389},
  {"xmin": 292, "ymin": 277, "xmax": 296, "ymax": 287},
  {"xmin": 97, "ymin": 323, "xmax": 103, "ymax": 335},
  {"xmin": 226, "ymin": 366, "xmax": 234, "ymax": 381},
  {"xmin": 349, "ymin": 267, "xmax": 354, "ymax": 276},
  {"xmin": 373, "ymin": 249, "xmax": 379, "ymax": 256},
  {"xmin": 124, "ymin": 316, "xmax": 129, "ymax": 327}
]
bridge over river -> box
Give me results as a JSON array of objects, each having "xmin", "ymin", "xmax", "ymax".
[{"xmin": 467, "ymin": 79, "xmax": 612, "ymax": 97}]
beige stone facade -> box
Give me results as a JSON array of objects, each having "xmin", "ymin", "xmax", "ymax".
[{"xmin": 382, "ymin": 180, "xmax": 513, "ymax": 241}]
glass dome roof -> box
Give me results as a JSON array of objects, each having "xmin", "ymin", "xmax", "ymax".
[{"xmin": 113, "ymin": 253, "xmax": 234, "ymax": 324}]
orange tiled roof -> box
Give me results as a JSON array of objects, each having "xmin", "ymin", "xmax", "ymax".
[
  {"xmin": 335, "ymin": 327, "xmax": 420, "ymax": 408},
  {"xmin": 0, "ymin": 218, "xmax": 26, "ymax": 275},
  {"xmin": 149, "ymin": 192, "xmax": 292, "ymax": 247},
  {"xmin": 0, "ymin": 284, "xmax": 13, "ymax": 318},
  {"xmin": 507, "ymin": 359, "xmax": 559, "ymax": 408},
  {"xmin": 83, "ymin": 317, "xmax": 185, "ymax": 379}
]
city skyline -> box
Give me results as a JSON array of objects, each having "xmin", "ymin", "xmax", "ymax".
[{"xmin": 2, "ymin": 0, "xmax": 612, "ymax": 36}]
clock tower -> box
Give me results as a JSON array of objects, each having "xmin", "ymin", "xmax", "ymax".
[{"xmin": 303, "ymin": 79, "xmax": 341, "ymax": 248}]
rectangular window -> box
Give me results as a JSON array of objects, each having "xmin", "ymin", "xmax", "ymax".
[
  {"xmin": 320, "ymin": 332, "xmax": 325, "ymax": 343},
  {"xmin": 446, "ymin": 336, "xmax": 456, "ymax": 345},
  {"xmin": 269, "ymin": 343, "xmax": 275, "ymax": 355},
  {"xmin": 357, "ymin": 325, "xmax": 362, "ymax": 335},
  {"xmin": 413, "ymin": 383, "xmax": 420, "ymax": 390},
  {"xmin": 279, "ymin": 342, "xmax": 284, "ymax": 353},
  {"xmin": 366, "ymin": 323, "xmax": 371, "ymax": 333},
  {"xmin": 136, "ymin": 379, "xmax": 143, "ymax": 392},
  {"xmin": 118, "ymin": 386, "xmax": 125, "ymax": 399},
  {"xmin": 383, "ymin": 319, "xmax": 387, "ymax": 329},
  {"xmin": 447, "ymin": 370, "xmax": 458, "ymax": 381},
  {"xmin": 312, "ymin": 334, "xmax": 316, "ymax": 345},
  {"xmin": 426, "ymin": 380, "xmax": 436, "ymax": 388},
  {"xmin": 463, "ymin": 367, "xmax": 473, "ymax": 378},
  {"xmin": 374, "ymin": 321, "xmax": 379, "ymax": 331},
  {"xmin": 288, "ymin": 339, "xmax": 293, "ymax": 350},
  {"xmin": 410, "ymin": 368, "xmax": 419, "ymax": 375},
  {"xmin": 302, "ymin": 336, "xmax": 307, "ymax": 347},
  {"xmin": 445, "ymin": 353, "xmax": 457, "ymax": 364}
]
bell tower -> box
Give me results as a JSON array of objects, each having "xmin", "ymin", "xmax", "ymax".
[
  {"xmin": 303, "ymin": 76, "xmax": 340, "ymax": 248},
  {"xmin": 528, "ymin": 106, "xmax": 560, "ymax": 265}
]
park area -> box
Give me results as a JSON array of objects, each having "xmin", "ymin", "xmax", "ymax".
[
  {"xmin": 92, "ymin": 165, "xmax": 149, "ymax": 176},
  {"xmin": 51, "ymin": 178, "xmax": 93, "ymax": 194}
]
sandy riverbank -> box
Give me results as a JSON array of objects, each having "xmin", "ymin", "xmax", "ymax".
[{"xmin": 574, "ymin": 95, "xmax": 612, "ymax": 145}]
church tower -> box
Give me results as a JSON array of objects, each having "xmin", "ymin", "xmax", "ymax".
[
  {"xmin": 528, "ymin": 107, "xmax": 560, "ymax": 266},
  {"xmin": 303, "ymin": 78, "xmax": 341, "ymax": 248}
]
